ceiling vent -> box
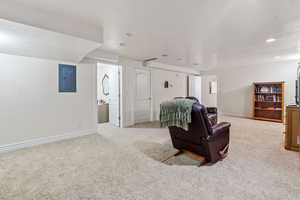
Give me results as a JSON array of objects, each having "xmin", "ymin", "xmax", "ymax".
[{"xmin": 142, "ymin": 57, "xmax": 158, "ymax": 67}]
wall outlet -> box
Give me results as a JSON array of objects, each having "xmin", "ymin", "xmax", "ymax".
[{"xmin": 297, "ymin": 136, "xmax": 300, "ymax": 145}]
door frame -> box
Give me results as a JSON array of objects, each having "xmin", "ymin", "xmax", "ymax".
[{"xmin": 96, "ymin": 62, "xmax": 122, "ymax": 127}]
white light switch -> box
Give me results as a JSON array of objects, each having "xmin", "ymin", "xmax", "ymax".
[{"xmin": 297, "ymin": 136, "xmax": 300, "ymax": 145}]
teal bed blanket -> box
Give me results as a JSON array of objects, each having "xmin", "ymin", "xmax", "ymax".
[{"xmin": 160, "ymin": 98, "xmax": 196, "ymax": 130}]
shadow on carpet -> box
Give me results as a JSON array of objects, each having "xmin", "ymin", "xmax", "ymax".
[{"xmin": 134, "ymin": 140, "xmax": 200, "ymax": 166}]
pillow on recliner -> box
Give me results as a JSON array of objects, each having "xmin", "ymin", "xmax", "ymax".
[{"xmin": 207, "ymin": 113, "xmax": 218, "ymax": 127}]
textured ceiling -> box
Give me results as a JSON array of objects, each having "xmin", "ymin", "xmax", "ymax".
[{"xmin": 2, "ymin": 0, "xmax": 300, "ymax": 70}]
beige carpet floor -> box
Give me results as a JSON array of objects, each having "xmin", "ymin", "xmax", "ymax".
[{"xmin": 0, "ymin": 116, "xmax": 299, "ymax": 200}]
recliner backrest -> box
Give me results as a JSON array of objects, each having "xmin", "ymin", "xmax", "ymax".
[
  {"xmin": 190, "ymin": 104, "xmax": 213, "ymax": 137},
  {"xmin": 169, "ymin": 103, "xmax": 212, "ymax": 145}
]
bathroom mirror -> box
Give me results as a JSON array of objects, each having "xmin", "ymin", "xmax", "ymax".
[
  {"xmin": 102, "ymin": 74, "xmax": 109, "ymax": 96},
  {"xmin": 209, "ymin": 80, "xmax": 217, "ymax": 94}
]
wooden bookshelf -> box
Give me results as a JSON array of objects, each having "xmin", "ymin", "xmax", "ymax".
[{"xmin": 253, "ymin": 82, "xmax": 284, "ymax": 123}]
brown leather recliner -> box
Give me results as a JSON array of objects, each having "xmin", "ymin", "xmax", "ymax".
[
  {"xmin": 168, "ymin": 103, "xmax": 231, "ymax": 163},
  {"xmin": 174, "ymin": 96, "xmax": 218, "ymax": 126}
]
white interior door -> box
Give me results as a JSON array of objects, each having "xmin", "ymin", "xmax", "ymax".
[
  {"xmin": 189, "ymin": 75, "xmax": 202, "ymax": 102},
  {"xmin": 135, "ymin": 69, "xmax": 151, "ymax": 123},
  {"xmin": 108, "ymin": 65, "xmax": 120, "ymax": 127}
]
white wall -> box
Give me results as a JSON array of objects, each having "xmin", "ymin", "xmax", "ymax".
[
  {"xmin": 203, "ymin": 61, "xmax": 298, "ymax": 118},
  {"xmin": 120, "ymin": 59, "xmax": 139, "ymax": 127},
  {"xmin": 120, "ymin": 58, "xmax": 189, "ymax": 126},
  {"xmin": 0, "ymin": 53, "xmax": 97, "ymax": 147},
  {"xmin": 151, "ymin": 69, "xmax": 187, "ymax": 120}
]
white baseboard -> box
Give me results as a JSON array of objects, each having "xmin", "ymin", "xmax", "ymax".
[
  {"xmin": 220, "ymin": 112, "xmax": 251, "ymax": 119},
  {"xmin": 0, "ymin": 129, "xmax": 97, "ymax": 153}
]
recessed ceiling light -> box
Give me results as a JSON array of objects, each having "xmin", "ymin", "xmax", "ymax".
[
  {"xmin": 125, "ymin": 33, "xmax": 133, "ymax": 37},
  {"xmin": 119, "ymin": 42, "xmax": 126, "ymax": 46},
  {"xmin": 274, "ymin": 56, "xmax": 281, "ymax": 59},
  {"xmin": 193, "ymin": 63, "xmax": 199, "ymax": 66},
  {"xmin": 266, "ymin": 38, "xmax": 276, "ymax": 43},
  {"xmin": 0, "ymin": 32, "xmax": 15, "ymax": 44},
  {"xmin": 161, "ymin": 54, "xmax": 168, "ymax": 57},
  {"xmin": 177, "ymin": 58, "xmax": 182, "ymax": 61}
]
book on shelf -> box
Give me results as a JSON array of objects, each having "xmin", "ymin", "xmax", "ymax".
[
  {"xmin": 255, "ymin": 85, "xmax": 282, "ymax": 93},
  {"xmin": 255, "ymin": 94, "xmax": 281, "ymax": 102}
]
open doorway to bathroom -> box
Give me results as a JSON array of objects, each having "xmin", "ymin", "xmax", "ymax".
[{"xmin": 97, "ymin": 62, "xmax": 120, "ymax": 127}]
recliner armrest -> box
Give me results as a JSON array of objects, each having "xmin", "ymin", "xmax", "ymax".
[
  {"xmin": 208, "ymin": 122, "xmax": 231, "ymax": 141},
  {"xmin": 207, "ymin": 107, "xmax": 217, "ymax": 114}
]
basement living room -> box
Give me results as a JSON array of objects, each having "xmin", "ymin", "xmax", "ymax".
[{"xmin": 0, "ymin": 1, "xmax": 300, "ymax": 200}]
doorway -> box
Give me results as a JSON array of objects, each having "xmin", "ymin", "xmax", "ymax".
[
  {"xmin": 188, "ymin": 75, "xmax": 202, "ymax": 101},
  {"xmin": 201, "ymin": 75, "xmax": 218, "ymax": 107},
  {"xmin": 97, "ymin": 62, "xmax": 120, "ymax": 127}
]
